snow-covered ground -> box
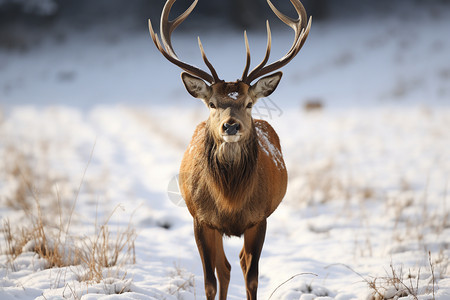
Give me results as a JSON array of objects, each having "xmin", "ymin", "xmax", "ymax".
[{"xmin": 1, "ymin": 3, "xmax": 449, "ymax": 299}]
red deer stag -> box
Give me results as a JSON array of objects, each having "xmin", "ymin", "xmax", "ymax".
[{"xmin": 149, "ymin": 0, "xmax": 311, "ymax": 298}]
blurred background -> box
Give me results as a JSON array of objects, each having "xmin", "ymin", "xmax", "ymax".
[
  {"xmin": 0, "ymin": 0, "xmax": 449, "ymax": 108},
  {"xmin": 2, "ymin": 0, "xmax": 450, "ymax": 42}
]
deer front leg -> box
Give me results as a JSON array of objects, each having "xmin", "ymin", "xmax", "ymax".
[
  {"xmin": 215, "ymin": 231, "xmax": 231, "ymax": 300},
  {"xmin": 240, "ymin": 219, "xmax": 267, "ymax": 300},
  {"xmin": 193, "ymin": 219, "xmax": 217, "ymax": 299}
]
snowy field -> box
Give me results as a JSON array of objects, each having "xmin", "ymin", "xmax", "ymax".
[{"xmin": 1, "ymin": 3, "xmax": 450, "ymax": 300}]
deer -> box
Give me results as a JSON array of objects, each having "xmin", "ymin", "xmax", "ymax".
[{"xmin": 148, "ymin": 0, "xmax": 311, "ymax": 299}]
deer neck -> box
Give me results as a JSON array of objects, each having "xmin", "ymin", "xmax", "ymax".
[{"xmin": 204, "ymin": 122, "xmax": 258, "ymax": 210}]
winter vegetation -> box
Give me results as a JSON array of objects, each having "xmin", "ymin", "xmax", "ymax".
[{"xmin": 1, "ymin": 1, "xmax": 449, "ymax": 299}]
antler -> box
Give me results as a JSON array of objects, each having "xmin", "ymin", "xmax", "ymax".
[
  {"xmin": 241, "ymin": 0, "xmax": 312, "ymax": 84},
  {"xmin": 148, "ymin": 0, "xmax": 221, "ymax": 84}
]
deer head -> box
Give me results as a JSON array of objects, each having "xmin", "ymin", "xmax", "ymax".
[{"xmin": 148, "ymin": 0, "xmax": 311, "ymax": 145}]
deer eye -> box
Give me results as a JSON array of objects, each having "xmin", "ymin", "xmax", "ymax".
[
  {"xmin": 209, "ymin": 102, "xmax": 216, "ymax": 109},
  {"xmin": 246, "ymin": 102, "xmax": 253, "ymax": 109}
]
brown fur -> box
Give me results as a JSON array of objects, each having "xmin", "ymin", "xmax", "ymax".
[
  {"xmin": 205, "ymin": 121, "xmax": 258, "ymax": 213},
  {"xmin": 180, "ymin": 118, "xmax": 287, "ymax": 236}
]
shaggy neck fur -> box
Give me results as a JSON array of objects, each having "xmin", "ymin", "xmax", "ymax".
[{"xmin": 204, "ymin": 121, "xmax": 259, "ymax": 211}]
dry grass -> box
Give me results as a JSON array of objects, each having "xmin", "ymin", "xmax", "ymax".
[
  {"xmin": 331, "ymin": 258, "xmax": 440, "ymax": 300},
  {"xmin": 289, "ymin": 146, "xmax": 448, "ymax": 298},
  {"xmin": 385, "ymin": 179, "xmax": 450, "ymax": 256},
  {"xmin": 1, "ymin": 219, "xmax": 29, "ymax": 270},
  {"xmin": 1, "ymin": 144, "xmax": 73, "ymax": 269},
  {"xmin": 167, "ymin": 263, "xmax": 197, "ymax": 298},
  {"xmin": 3, "ymin": 145, "xmax": 39, "ymax": 211},
  {"xmin": 268, "ymin": 273, "xmax": 319, "ymax": 300},
  {"xmin": 2, "ymin": 201, "xmax": 137, "ymax": 282},
  {"xmin": 290, "ymin": 159, "xmax": 375, "ymax": 206},
  {"xmin": 2, "ymin": 201, "xmax": 79, "ymax": 271},
  {"xmin": 365, "ymin": 253, "xmax": 446, "ymax": 300},
  {"xmin": 78, "ymin": 206, "xmax": 136, "ymax": 283},
  {"xmin": 0, "ymin": 141, "xmax": 137, "ymax": 290},
  {"xmin": 366, "ymin": 264, "xmax": 421, "ymax": 300}
]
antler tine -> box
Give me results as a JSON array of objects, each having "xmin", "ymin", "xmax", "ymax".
[
  {"xmin": 267, "ymin": 0, "xmax": 307, "ymax": 33},
  {"xmin": 241, "ymin": 31, "xmax": 251, "ymax": 82},
  {"xmin": 245, "ymin": 0, "xmax": 311, "ymax": 84},
  {"xmin": 198, "ymin": 37, "xmax": 221, "ymax": 83},
  {"xmin": 160, "ymin": 0, "xmax": 198, "ymax": 57},
  {"xmin": 148, "ymin": 0, "xmax": 217, "ymax": 83},
  {"xmin": 291, "ymin": 17, "xmax": 311, "ymax": 56},
  {"xmin": 267, "ymin": 0, "xmax": 305, "ymax": 53},
  {"xmin": 149, "ymin": 20, "xmax": 214, "ymax": 83},
  {"xmin": 242, "ymin": 21, "xmax": 272, "ymax": 82},
  {"xmin": 250, "ymin": 16, "xmax": 311, "ymax": 82}
]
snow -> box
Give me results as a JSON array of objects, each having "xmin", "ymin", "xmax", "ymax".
[
  {"xmin": 1, "ymin": 4, "xmax": 450, "ymax": 300},
  {"xmin": 228, "ymin": 92, "xmax": 239, "ymax": 100},
  {"xmin": 256, "ymin": 122, "xmax": 285, "ymax": 170}
]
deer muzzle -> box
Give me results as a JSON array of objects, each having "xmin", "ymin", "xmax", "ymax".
[{"xmin": 223, "ymin": 122, "xmax": 240, "ymax": 135}]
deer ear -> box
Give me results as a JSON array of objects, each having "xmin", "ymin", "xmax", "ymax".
[
  {"xmin": 249, "ymin": 71, "xmax": 283, "ymax": 99},
  {"xmin": 181, "ymin": 72, "xmax": 212, "ymax": 99}
]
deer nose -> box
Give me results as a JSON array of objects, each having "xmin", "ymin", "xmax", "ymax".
[{"xmin": 223, "ymin": 122, "xmax": 240, "ymax": 135}]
